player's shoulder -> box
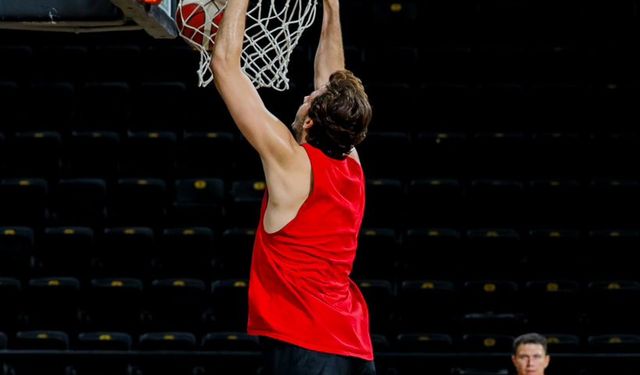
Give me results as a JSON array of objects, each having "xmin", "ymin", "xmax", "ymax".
[{"xmin": 348, "ymin": 147, "xmax": 361, "ymax": 165}]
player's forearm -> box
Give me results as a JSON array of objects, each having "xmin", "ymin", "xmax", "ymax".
[
  {"xmin": 313, "ymin": 0, "xmax": 344, "ymax": 89},
  {"xmin": 212, "ymin": 0, "xmax": 250, "ymax": 74}
]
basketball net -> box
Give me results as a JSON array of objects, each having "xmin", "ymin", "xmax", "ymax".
[{"xmin": 176, "ymin": 0, "xmax": 317, "ymax": 90}]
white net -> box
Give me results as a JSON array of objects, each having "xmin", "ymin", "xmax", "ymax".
[{"xmin": 175, "ymin": 0, "xmax": 317, "ymax": 90}]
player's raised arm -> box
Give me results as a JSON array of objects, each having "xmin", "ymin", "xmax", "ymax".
[
  {"xmin": 211, "ymin": 0, "xmax": 298, "ymax": 165},
  {"xmin": 313, "ymin": 0, "xmax": 345, "ymax": 89}
]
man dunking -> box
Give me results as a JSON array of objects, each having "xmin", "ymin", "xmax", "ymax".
[{"xmin": 211, "ymin": 0, "xmax": 375, "ymax": 373}]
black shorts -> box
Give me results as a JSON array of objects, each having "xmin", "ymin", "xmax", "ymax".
[{"xmin": 260, "ymin": 337, "xmax": 376, "ymax": 375}]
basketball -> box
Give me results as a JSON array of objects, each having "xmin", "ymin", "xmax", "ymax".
[{"xmin": 176, "ymin": 0, "xmax": 226, "ymax": 50}]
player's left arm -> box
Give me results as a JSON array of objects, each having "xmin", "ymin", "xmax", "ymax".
[{"xmin": 211, "ymin": 0, "xmax": 299, "ymax": 167}]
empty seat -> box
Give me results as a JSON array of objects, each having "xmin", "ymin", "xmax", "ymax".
[
  {"xmin": 12, "ymin": 331, "xmax": 71, "ymax": 375},
  {"xmin": 35, "ymin": 45, "xmax": 89, "ymax": 82},
  {"xmin": 64, "ymin": 131, "xmax": 121, "ymax": 179},
  {"xmin": 363, "ymin": 46, "xmax": 418, "ymax": 84},
  {"xmin": 171, "ymin": 178, "xmax": 225, "ymax": 226},
  {"xmin": 467, "ymin": 179, "xmax": 524, "ymax": 227},
  {"xmin": 141, "ymin": 46, "xmax": 199, "ymax": 83},
  {"xmin": 75, "ymin": 332, "xmax": 133, "ymax": 375},
  {"xmin": 138, "ymin": 331, "xmax": 196, "ymax": 351},
  {"xmin": 24, "ymin": 277, "xmax": 81, "ymax": 331},
  {"xmin": 210, "ymin": 279, "xmax": 249, "ymax": 331},
  {"xmin": 147, "ymin": 278, "xmax": 207, "ymax": 332},
  {"xmin": 0, "ymin": 278, "xmax": 21, "ymax": 334},
  {"xmin": 201, "ymin": 332, "xmax": 262, "ymax": 375},
  {"xmin": 461, "ymin": 312, "xmax": 526, "ymax": 336},
  {"xmin": 88, "ymin": 44, "xmax": 142, "ymax": 82},
  {"xmin": 357, "ymin": 132, "xmax": 411, "ymax": 178},
  {"xmin": 183, "ymin": 85, "xmax": 234, "ymax": 126},
  {"xmin": 525, "ymin": 229, "xmax": 584, "ymax": 280},
  {"xmin": 95, "ymin": 227, "xmax": 154, "ymax": 277},
  {"xmin": 25, "ymin": 82, "xmax": 75, "ymax": 125},
  {"xmin": 0, "ymin": 178, "xmax": 48, "ymax": 226},
  {"xmin": 137, "ymin": 332, "xmax": 197, "ymax": 375},
  {"xmin": 153, "ymin": 227, "xmax": 215, "ymax": 278},
  {"xmin": 544, "ymin": 333, "xmax": 581, "ymax": 353},
  {"xmin": 588, "ymin": 179, "xmax": 640, "ymax": 229},
  {"xmin": 526, "ymin": 179, "xmax": 583, "ymax": 228},
  {"xmin": 356, "ymin": 280, "xmax": 394, "ymax": 334},
  {"xmin": 219, "ymin": 228, "xmax": 255, "ymax": 278},
  {"xmin": 85, "ymin": 41, "xmax": 142, "ymax": 82},
  {"xmin": 524, "ymin": 280, "xmax": 581, "ymax": 333},
  {"xmin": 0, "ymin": 45, "xmax": 33, "ymax": 82},
  {"xmin": 529, "ymin": 132, "xmax": 587, "ymax": 178},
  {"xmin": 397, "ymin": 280, "xmax": 457, "ymax": 332},
  {"xmin": 395, "ymin": 333, "xmax": 453, "ymax": 352},
  {"xmin": 51, "ymin": 178, "xmax": 107, "ymax": 226},
  {"xmin": 587, "ymin": 334, "xmax": 640, "ymax": 353},
  {"xmin": 15, "ymin": 330, "xmax": 69, "ymax": 350},
  {"xmin": 0, "ymin": 226, "xmax": 33, "ymax": 277},
  {"xmin": 109, "ymin": 178, "xmax": 168, "ymax": 227},
  {"xmin": 399, "ymin": 228, "xmax": 462, "ymax": 279},
  {"xmin": 464, "ymin": 229, "xmax": 522, "ymax": 279},
  {"xmin": 528, "ymin": 46, "xmax": 588, "ymax": 87},
  {"xmin": 363, "ymin": 179, "xmax": 403, "ymax": 228},
  {"xmin": 468, "ymin": 133, "xmax": 527, "ymax": 178},
  {"xmin": 77, "ymin": 331, "xmax": 133, "ymax": 350},
  {"xmin": 476, "ymin": 74, "xmax": 525, "ymax": 111},
  {"xmin": 585, "ymin": 280, "xmax": 640, "ymax": 334},
  {"xmin": 231, "ymin": 136, "xmax": 263, "ymax": 180},
  {"xmin": 406, "ymin": 179, "xmax": 464, "ymax": 227},
  {"xmin": 593, "ymin": 79, "xmax": 640, "ymax": 129},
  {"xmin": 202, "ymin": 332, "xmax": 260, "ymax": 351},
  {"xmin": 461, "ymin": 334, "xmax": 514, "ymax": 353},
  {"xmin": 587, "ymin": 229, "xmax": 640, "ymax": 279},
  {"xmin": 365, "ymin": 83, "xmax": 416, "ymax": 131},
  {"xmin": 0, "ymin": 81, "xmax": 21, "ymax": 126},
  {"xmin": 411, "ymin": 132, "xmax": 469, "ymax": 177},
  {"xmin": 417, "ymin": 83, "xmax": 473, "ymax": 126},
  {"xmin": 6, "ymin": 131, "xmax": 62, "ymax": 179},
  {"xmin": 35, "ymin": 226, "xmax": 94, "ymax": 277},
  {"xmin": 227, "ymin": 180, "xmax": 265, "ymax": 228},
  {"xmin": 86, "ymin": 278, "xmax": 144, "ymax": 333},
  {"xmin": 585, "ymin": 335, "xmax": 640, "ymax": 375},
  {"xmin": 461, "ymin": 280, "xmax": 519, "ymax": 314},
  {"xmin": 177, "ymin": 131, "xmax": 234, "ymax": 178},
  {"xmin": 371, "ymin": 334, "xmax": 390, "ymax": 353},
  {"xmin": 76, "ymin": 81, "xmax": 131, "ymax": 124},
  {"xmin": 130, "ymin": 82, "xmax": 187, "ymax": 129},
  {"xmin": 120, "ymin": 131, "xmax": 177, "ymax": 178},
  {"xmin": 353, "ymin": 228, "xmax": 397, "ymax": 279}
]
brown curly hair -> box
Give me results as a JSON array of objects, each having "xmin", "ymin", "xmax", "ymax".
[{"xmin": 306, "ymin": 70, "xmax": 372, "ymax": 160}]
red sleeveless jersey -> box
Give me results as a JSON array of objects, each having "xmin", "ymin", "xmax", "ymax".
[{"xmin": 247, "ymin": 143, "xmax": 373, "ymax": 360}]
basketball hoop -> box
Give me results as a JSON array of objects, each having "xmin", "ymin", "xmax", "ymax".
[{"xmin": 175, "ymin": 0, "xmax": 317, "ymax": 90}]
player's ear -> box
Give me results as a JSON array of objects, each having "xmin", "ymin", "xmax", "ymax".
[{"xmin": 303, "ymin": 118, "xmax": 314, "ymax": 129}]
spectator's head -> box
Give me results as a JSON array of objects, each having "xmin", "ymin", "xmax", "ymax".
[{"xmin": 511, "ymin": 333, "xmax": 550, "ymax": 375}]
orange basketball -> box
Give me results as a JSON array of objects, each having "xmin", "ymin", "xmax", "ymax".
[{"xmin": 176, "ymin": 0, "xmax": 225, "ymax": 50}]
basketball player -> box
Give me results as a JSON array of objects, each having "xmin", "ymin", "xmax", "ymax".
[
  {"xmin": 211, "ymin": 0, "xmax": 374, "ymax": 373},
  {"xmin": 512, "ymin": 333, "xmax": 550, "ymax": 375}
]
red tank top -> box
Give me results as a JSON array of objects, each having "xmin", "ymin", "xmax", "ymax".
[{"xmin": 247, "ymin": 143, "xmax": 373, "ymax": 360}]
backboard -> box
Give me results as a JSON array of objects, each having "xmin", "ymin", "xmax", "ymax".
[{"xmin": 0, "ymin": 0, "xmax": 177, "ymax": 39}]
